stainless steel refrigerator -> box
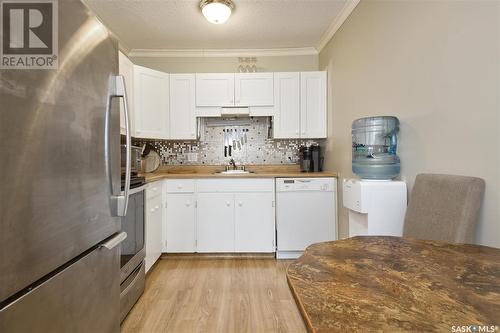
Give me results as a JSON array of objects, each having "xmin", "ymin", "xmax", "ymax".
[{"xmin": 0, "ymin": 1, "xmax": 131, "ymax": 332}]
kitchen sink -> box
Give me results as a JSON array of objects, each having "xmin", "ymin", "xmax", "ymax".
[{"xmin": 216, "ymin": 170, "xmax": 253, "ymax": 174}]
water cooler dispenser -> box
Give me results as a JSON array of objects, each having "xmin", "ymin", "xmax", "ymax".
[
  {"xmin": 344, "ymin": 116, "xmax": 407, "ymax": 237},
  {"xmin": 343, "ymin": 179, "xmax": 407, "ymax": 236}
]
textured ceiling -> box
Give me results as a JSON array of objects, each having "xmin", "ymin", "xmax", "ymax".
[{"xmin": 84, "ymin": 0, "xmax": 348, "ymax": 50}]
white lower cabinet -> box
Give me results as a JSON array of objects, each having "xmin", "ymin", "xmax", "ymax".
[
  {"xmin": 163, "ymin": 179, "xmax": 275, "ymax": 253},
  {"xmin": 196, "ymin": 193, "xmax": 235, "ymax": 252},
  {"xmin": 145, "ymin": 183, "xmax": 163, "ymax": 272},
  {"xmin": 234, "ymin": 192, "xmax": 275, "ymax": 252},
  {"xmin": 165, "ymin": 193, "xmax": 196, "ymax": 252}
]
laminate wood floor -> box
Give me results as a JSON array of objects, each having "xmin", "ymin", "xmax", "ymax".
[{"xmin": 121, "ymin": 258, "xmax": 307, "ymax": 333}]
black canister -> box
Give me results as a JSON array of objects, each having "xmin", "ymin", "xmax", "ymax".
[{"xmin": 310, "ymin": 144, "xmax": 323, "ymax": 172}]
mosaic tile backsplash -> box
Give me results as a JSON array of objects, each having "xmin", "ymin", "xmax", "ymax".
[{"xmin": 132, "ymin": 117, "xmax": 324, "ymax": 166}]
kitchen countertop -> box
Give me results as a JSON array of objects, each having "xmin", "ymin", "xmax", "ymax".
[
  {"xmin": 287, "ymin": 236, "xmax": 500, "ymax": 333},
  {"xmin": 142, "ymin": 165, "xmax": 337, "ymax": 183}
]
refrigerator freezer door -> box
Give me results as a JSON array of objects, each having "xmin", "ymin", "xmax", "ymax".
[
  {"xmin": 0, "ymin": 242, "xmax": 120, "ymax": 333},
  {"xmin": 0, "ymin": 0, "xmax": 121, "ymax": 302}
]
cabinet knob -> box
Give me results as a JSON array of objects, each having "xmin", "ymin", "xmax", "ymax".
[
  {"xmin": 186, "ymin": 202, "xmax": 191, "ymax": 207},
  {"xmin": 238, "ymin": 201, "xmax": 243, "ymax": 207},
  {"xmin": 295, "ymin": 131, "xmax": 299, "ymax": 135},
  {"xmin": 226, "ymin": 201, "xmax": 231, "ymax": 207},
  {"xmin": 177, "ymin": 185, "xmax": 182, "ymax": 189},
  {"xmin": 155, "ymin": 205, "xmax": 160, "ymax": 210},
  {"xmin": 150, "ymin": 208, "xmax": 155, "ymax": 212}
]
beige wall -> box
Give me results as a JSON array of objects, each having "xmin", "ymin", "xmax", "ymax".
[
  {"xmin": 319, "ymin": 0, "xmax": 500, "ymax": 247},
  {"xmin": 130, "ymin": 55, "xmax": 318, "ymax": 73}
]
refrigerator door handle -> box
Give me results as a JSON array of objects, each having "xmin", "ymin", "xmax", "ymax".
[
  {"xmin": 106, "ymin": 75, "xmax": 131, "ymax": 217},
  {"xmin": 100, "ymin": 232, "xmax": 127, "ymax": 250}
]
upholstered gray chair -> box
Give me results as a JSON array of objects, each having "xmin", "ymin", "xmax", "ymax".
[{"xmin": 403, "ymin": 174, "xmax": 485, "ymax": 244}]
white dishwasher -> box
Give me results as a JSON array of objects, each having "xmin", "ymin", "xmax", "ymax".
[{"xmin": 275, "ymin": 178, "xmax": 337, "ymax": 259}]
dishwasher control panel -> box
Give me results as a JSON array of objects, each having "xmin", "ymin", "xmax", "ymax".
[{"xmin": 276, "ymin": 178, "xmax": 335, "ymax": 192}]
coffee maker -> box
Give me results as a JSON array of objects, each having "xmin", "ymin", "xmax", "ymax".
[{"xmin": 299, "ymin": 144, "xmax": 323, "ymax": 172}]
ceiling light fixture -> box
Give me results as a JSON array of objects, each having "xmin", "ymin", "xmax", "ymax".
[{"xmin": 200, "ymin": 0, "xmax": 234, "ymax": 25}]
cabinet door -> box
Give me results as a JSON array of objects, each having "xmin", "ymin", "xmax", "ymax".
[
  {"xmin": 196, "ymin": 193, "xmax": 234, "ymax": 252},
  {"xmin": 195, "ymin": 73, "xmax": 234, "ymax": 107},
  {"xmin": 118, "ymin": 51, "xmax": 135, "ymax": 136},
  {"xmin": 300, "ymin": 71, "xmax": 327, "ymax": 138},
  {"xmin": 169, "ymin": 74, "xmax": 197, "ymax": 140},
  {"xmin": 165, "ymin": 193, "xmax": 196, "ymax": 253},
  {"xmin": 273, "ymin": 72, "xmax": 300, "ymax": 138},
  {"xmin": 234, "ymin": 192, "xmax": 275, "ymax": 252},
  {"xmin": 234, "ymin": 73, "xmax": 274, "ymax": 106},
  {"xmin": 134, "ymin": 65, "xmax": 170, "ymax": 139},
  {"xmin": 145, "ymin": 195, "xmax": 163, "ymax": 273}
]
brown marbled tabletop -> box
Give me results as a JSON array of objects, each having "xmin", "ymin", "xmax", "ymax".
[{"xmin": 287, "ymin": 236, "xmax": 500, "ymax": 333}]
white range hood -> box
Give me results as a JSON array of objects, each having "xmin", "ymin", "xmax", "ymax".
[{"xmin": 220, "ymin": 107, "xmax": 250, "ymax": 117}]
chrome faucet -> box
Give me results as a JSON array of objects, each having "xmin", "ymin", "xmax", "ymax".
[
  {"xmin": 223, "ymin": 159, "xmax": 246, "ymax": 172},
  {"xmin": 229, "ymin": 158, "xmax": 237, "ymax": 169}
]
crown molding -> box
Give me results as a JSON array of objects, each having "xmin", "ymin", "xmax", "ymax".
[
  {"xmin": 316, "ymin": 0, "xmax": 360, "ymax": 52},
  {"xmin": 128, "ymin": 47, "xmax": 318, "ymax": 58},
  {"xmin": 109, "ymin": 0, "xmax": 358, "ymax": 58},
  {"xmin": 118, "ymin": 42, "xmax": 131, "ymax": 55}
]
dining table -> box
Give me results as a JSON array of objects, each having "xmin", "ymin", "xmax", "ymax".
[{"xmin": 287, "ymin": 236, "xmax": 500, "ymax": 332}]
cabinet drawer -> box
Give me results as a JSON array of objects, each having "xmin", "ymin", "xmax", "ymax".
[
  {"xmin": 146, "ymin": 181, "xmax": 162, "ymax": 199},
  {"xmin": 165, "ymin": 179, "xmax": 195, "ymax": 193},
  {"xmin": 196, "ymin": 179, "xmax": 273, "ymax": 193}
]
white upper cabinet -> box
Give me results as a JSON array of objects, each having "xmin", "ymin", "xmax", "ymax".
[
  {"xmin": 195, "ymin": 73, "xmax": 274, "ymax": 114},
  {"xmin": 169, "ymin": 74, "xmax": 196, "ymax": 140},
  {"xmin": 300, "ymin": 71, "xmax": 327, "ymax": 138},
  {"xmin": 195, "ymin": 73, "xmax": 235, "ymax": 107},
  {"xmin": 234, "ymin": 73, "xmax": 274, "ymax": 106},
  {"xmin": 134, "ymin": 65, "xmax": 170, "ymax": 139},
  {"xmin": 273, "ymin": 72, "xmax": 300, "ymax": 139},
  {"xmin": 118, "ymin": 51, "xmax": 135, "ymax": 136},
  {"xmin": 125, "ymin": 61, "xmax": 326, "ymax": 139},
  {"xmin": 273, "ymin": 71, "xmax": 327, "ymax": 139}
]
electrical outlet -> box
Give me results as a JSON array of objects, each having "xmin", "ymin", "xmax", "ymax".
[{"xmin": 186, "ymin": 153, "xmax": 198, "ymax": 162}]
